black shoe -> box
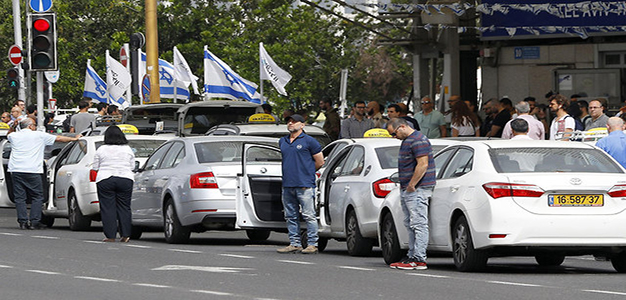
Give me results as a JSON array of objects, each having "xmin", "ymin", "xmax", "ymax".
[
  {"xmin": 19, "ymin": 223, "xmax": 30, "ymax": 230},
  {"xmin": 30, "ymin": 223, "xmax": 46, "ymax": 230}
]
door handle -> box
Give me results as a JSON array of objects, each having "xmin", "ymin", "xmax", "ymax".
[
  {"xmin": 450, "ymin": 185, "xmax": 460, "ymax": 192},
  {"xmin": 66, "ymin": 171, "xmax": 72, "ymax": 176},
  {"xmin": 344, "ymin": 185, "xmax": 350, "ymax": 192}
]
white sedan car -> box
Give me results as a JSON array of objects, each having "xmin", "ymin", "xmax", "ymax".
[
  {"xmin": 44, "ymin": 135, "xmax": 170, "ymax": 230},
  {"xmin": 378, "ymin": 140, "xmax": 626, "ymax": 272}
]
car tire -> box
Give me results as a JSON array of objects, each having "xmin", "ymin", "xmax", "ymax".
[
  {"xmin": 163, "ymin": 200, "xmax": 191, "ymax": 244},
  {"xmin": 346, "ymin": 210, "xmax": 373, "ymax": 256},
  {"xmin": 318, "ymin": 237, "xmax": 329, "ymax": 252},
  {"xmin": 453, "ymin": 216, "xmax": 488, "ymax": 272},
  {"xmin": 611, "ymin": 252, "xmax": 626, "ymax": 273},
  {"xmin": 68, "ymin": 191, "xmax": 91, "ymax": 231},
  {"xmin": 535, "ymin": 254, "xmax": 565, "ymax": 267},
  {"xmin": 381, "ymin": 213, "xmax": 406, "ymax": 265},
  {"xmin": 246, "ymin": 229, "xmax": 271, "ymax": 242},
  {"xmin": 130, "ymin": 226, "xmax": 143, "ymax": 240},
  {"xmin": 40, "ymin": 214, "xmax": 55, "ymax": 228}
]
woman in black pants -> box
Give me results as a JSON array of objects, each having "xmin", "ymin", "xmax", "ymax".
[{"xmin": 92, "ymin": 126, "xmax": 135, "ymax": 242}]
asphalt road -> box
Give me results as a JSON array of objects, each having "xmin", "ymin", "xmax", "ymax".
[{"xmin": 0, "ymin": 207, "xmax": 625, "ymax": 300}]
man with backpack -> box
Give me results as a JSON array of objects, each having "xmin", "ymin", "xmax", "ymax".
[{"xmin": 548, "ymin": 94, "xmax": 575, "ymax": 140}]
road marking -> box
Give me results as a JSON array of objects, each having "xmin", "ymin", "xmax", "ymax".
[
  {"xmin": 584, "ymin": 290, "xmax": 626, "ymax": 296},
  {"xmin": 191, "ymin": 289, "xmax": 233, "ymax": 296},
  {"xmin": 125, "ymin": 244, "xmax": 152, "ymax": 249},
  {"xmin": 220, "ymin": 254, "xmax": 255, "ymax": 259},
  {"xmin": 26, "ymin": 269, "xmax": 62, "ymax": 275},
  {"xmin": 0, "ymin": 265, "xmax": 14, "ymax": 268},
  {"xmin": 0, "ymin": 232, "xmax": 22, "ymax": 236},
  {"xmin": 168, "ymin": 249, "xmax": 203, "ymax": 254},
  {"xmin": 74, "ymin": 276, "xmax": 121, "ymax": 282},
  {"xmin": 84, "ymin": 240, "xmax": 106, "ymax": 244},
  {"xmin": 32, "ymin": 235, "xmax": 59, "ymax": 240},
  {"xmin": 133, "ymin": 283, "xmax": 171, "ymax": 288},
  {"xmin": 277, "ymin": 260, "xmax": 315, "ymax": 265},
  {"xmin": 153, "ymin": 265, "xmax": 253, "ymax": 273},
  {"xmin": 407, "ymin": 273, "xmax": 450, "ymax": 279},
  {"xmin": 487, "ymin": 280, "xmax": 542, "ymax": 287},
  {"xmin": 337, "ymin": 266, "xmax": 375, "ymax": 271}
]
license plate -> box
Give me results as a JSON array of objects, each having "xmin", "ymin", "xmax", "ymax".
[{"xmin": 548, "ymin": 194, "xmax": 604, "ymax": 207}]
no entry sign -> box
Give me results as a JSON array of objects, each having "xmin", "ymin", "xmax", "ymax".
[{"xmin": 8, "ymin": 45, "xmax": 22, "ymax": 66}]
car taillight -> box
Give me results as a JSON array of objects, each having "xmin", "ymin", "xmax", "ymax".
[
  {"xmin": 89, "ymin": 170, "xmax": 98, "ymax": 182},
  {"xmin": 190, "ymin": 172, "xmax": 218, "ymax": 189},
  {"xmin": 482, "ymin": 182, "xmax": 544, "ymax": 199},
  {"xmin": 373, "ymin": 178, "xmax": 397, "ymax": 198},
  {"xmin": 608, "ymin": 185, "xmax": 626, "ymax": 197}
]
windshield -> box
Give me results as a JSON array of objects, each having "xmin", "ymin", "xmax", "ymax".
[
  {"xmin": 96, "ymin": 140, "xmax": 166, "ymax": 158},
  {"xmin": 183, "ymin": 106, "xmax": 257, "ymax": 135},
  {"xmin": 125, "ymin": 107, "xmax": 178, "ymax": 121},
  {"xmin": 489, "ymin": 148, "xmax": 624, "ymax": 173}
]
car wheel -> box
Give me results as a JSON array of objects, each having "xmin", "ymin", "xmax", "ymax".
[
  {"xmin": 130, "ymin": 226, "xmax": 143, "ymax": 240},
  {"xmin": 246, "ymin": 229, "xmax": 271, "ymax": 242},
  {"xmin": 346, "ymin": 210, "xmax": 373, "ymax": 256},
  {"xmin": 535, "ymin": 254, "xmax": 565, "ymax": 267},
  {"xmin": 452, "ymin": 216, "xmax": 488, "ymax": 272},
  {"xmin": 611, "ymin": 252, "xmax": 626, "ymax": 273},
  {"xmin": 68, "ymin": 191, "xmax": 91, "ymax": 231},
  {"xmin": 318, "ymin": 237, "xmax": 329, "ymax": 252},
  {"xmin": 40, "ymin": 214, "xmax": 55, "ymax": 228},
  {"xmin": 381, "ymin": 213, "xmax": 406, "ymax": 265},
  {"xmin": 163, "ymin": 200, "xmax": 191, "ymax": 244}
]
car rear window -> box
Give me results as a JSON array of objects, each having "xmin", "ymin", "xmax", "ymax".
[
  {"xmin": 125, "ymin": 107, "xmax": 178, "ymax": 121},
  {"xmin": 96, "ymin": 140, "xmax": 166, "ymax": 158},
  {"xmin": 489, "ymin": 148, "xmax": 624, "ymax": 173},
  {"xmin": 183, "ymin": 107, "xmax": 257, "ymax": 135},
  {"xmin": 194, "ymin": 141, "xmax": 277, "ymax": 163},
  {"xmin": 375, "ymin": 146, "xmax": 400, "ymax": 169}
]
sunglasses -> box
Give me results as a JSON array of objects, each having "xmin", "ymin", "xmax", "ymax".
[
  {"xmin": 421, "ymin": 101, "xmax": 431, "ymax": 104},
  {"xmin": 390, "ymin": 127, "xmax": 400, "ymax": 137}
]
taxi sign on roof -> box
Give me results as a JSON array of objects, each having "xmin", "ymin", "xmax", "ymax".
[
  {"xmin": 0, "ymin": 122, "xmax": 10, "ymax": 130},
  {"xmin": 364, "ymin": 128, "xmax": 392, "ymax": 138},
  {"xmin": 118, "ymin": 124, "xmax": 139, "ymax": 135},
  {"xmin": 248, "ymin": 113, "xmax": 276, "ymax": 123}
]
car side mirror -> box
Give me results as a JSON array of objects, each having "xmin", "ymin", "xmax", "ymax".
[
  {"xmin": 389, "ymin": 172, "xmax": 400, "ymax": 184},
  {"xmin": 133, "ymin": 161, "xmax": 141, "ymax": 172}
]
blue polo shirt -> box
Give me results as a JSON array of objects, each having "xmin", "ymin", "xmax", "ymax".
[
  {"xmin": 279, "ymin": 132, "xmax": 322, "ymax": 188},
  {"xmin": 398, "ymin": 131, "xmax": 436, "ymax": 190},
  {"xmin": 596, "ymin": 130, "xmax": 626, "ymax": 168}
]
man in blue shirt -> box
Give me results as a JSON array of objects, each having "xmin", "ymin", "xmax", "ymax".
[
  {"xmin": 596, "ymin": 117, "xmax": 626, "ymax": 168},
  {"xmin": 277, "ymin": 114, "xmax": 324, "ymax": 254},
  {"xmin": 386, "ymin": 117, "xmax": 436, "ymax": 270}
]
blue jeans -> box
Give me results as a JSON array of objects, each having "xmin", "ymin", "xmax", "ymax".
[
  {"xmin": 12, "ymin": 172, "xmax": 44, "ymax": 225},
  {"xmin": 282, "ymin": 187, "xmax": 318, "ymax": 247},
  {"xmin": 401, "ymin": 187, "xmax": 433, "ymax": 262}
]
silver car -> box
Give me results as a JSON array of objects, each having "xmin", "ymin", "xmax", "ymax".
[
  {"xmin": 131, "ymin": 136, "xmax": 278, "ymax": 244},
  {"xmin": 44, "ymin": 135, "xmax": 170, "ymax": 230}
]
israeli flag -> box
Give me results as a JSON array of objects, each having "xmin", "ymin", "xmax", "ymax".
[
  {"xmin": 83, "ymin": 61, "xmax": 108, "ymax": 103},
  {"xmin": 140, "ymin": 52, "xmax": 190, "ymax": 100},
  {"xmin": 203, "ymin": 46, "xmax": 261, "ymax": 103}
]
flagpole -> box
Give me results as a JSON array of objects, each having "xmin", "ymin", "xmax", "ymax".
[
  {"xmin": 203, "ymin": 45, "xmax": 208, "ymax": 101},
  {"xmin": 103, "ymin": 54, "xmax": 110, "ymax": 105},
  {"xmin": 123, "ymin": 43, "xmax": 132, "ymax": 107},
  {"xmin": 137, "ymin": 48, "xmax": 143, "ymax": 104},
  {"xmin": 259, "ymin": 43, "xmax": 264, "ymax": 104}
]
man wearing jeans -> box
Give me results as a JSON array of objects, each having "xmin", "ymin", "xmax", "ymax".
[
  {"xmin": 8, "ymin": 118, "xmax": 80, "ymax": 229},
  {"xmin": 386, "ymin": 117, "xmax": 436, "ymax": 270},
  {"xmin": 277, "ymin": 114, "xmax": 324, "ymax": 254}
]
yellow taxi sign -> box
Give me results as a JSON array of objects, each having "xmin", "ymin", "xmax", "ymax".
[
  {"xmin": 248, "ymin": 113, "xmax": 276, "ymax": 123},
  {"xmin": 118, "ymin": 124, "xmax": 139, "ymax": 135},
  {"xmin": 363, "ymin": 128, "xmax": 392, "ymax": 138},
  {"xmin": 0, "ymin": 122, "xmax": 9, "ymax": 129}
]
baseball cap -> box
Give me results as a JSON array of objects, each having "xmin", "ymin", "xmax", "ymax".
[{"xmin": 285, "ymin": 114, "xmax": 305, "ymax": 123}]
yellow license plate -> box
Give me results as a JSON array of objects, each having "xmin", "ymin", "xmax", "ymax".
[{"xmin": 548, "ymin": 194, "xmax": 604, "ymax": 207}]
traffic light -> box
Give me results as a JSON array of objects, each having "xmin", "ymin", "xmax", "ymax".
[
  {"xmin": 30, "ymin": 12, "xmax": 57, "ymax": 71},
  {"xmin": 6, "ymin": 68, "xmax": 19, "ymax": 89}
]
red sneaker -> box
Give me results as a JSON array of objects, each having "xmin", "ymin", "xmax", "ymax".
[
  {"xmin": 395, "ymin": 260, "xmax": 427, "ymax": 270},
  {"xmin": 389, "ymin": 257, "xmax": 409, "ymax": 269}
]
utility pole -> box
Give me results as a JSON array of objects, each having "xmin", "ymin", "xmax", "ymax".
[
  {"xmin": 145, "ymin": 0, "xmax": 160, "ymax": 103},
  {"xmin": 11, "ymin": 0, "xmax": 26, "ymax": 102}
]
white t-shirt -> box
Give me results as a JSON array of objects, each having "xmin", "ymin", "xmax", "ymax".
[
  {"xmin": 451, "ymin": 116, "xmax": 476, "ymax": 136},
  {"xmin": 549, "ymin": 115, "xmax": 575, "ymax": 140},
  {"xmin": 8, "ymin": 129, "xmax": 57, "ymax": 173},
  {"xmin": 92, "ymin": 144, "xmax": 136, "ymax": 182}
]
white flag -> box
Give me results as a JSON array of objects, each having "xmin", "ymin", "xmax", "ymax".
[
  {"xmin": 203, "ymin": 46, "xmax": 261, "ymax": 103},
  {"xmin": 259, "ymin": 42, "xmax": 292, "ymax": 96},
  {"xmin": 106, "ymin": 51, "xmax": 132, "ymax": 101},
  {"xmin": 173, "ymin": 47, "xmax": 200, "ymax": 95}
]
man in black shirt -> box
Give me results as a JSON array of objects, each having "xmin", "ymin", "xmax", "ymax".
[{"xmin": 480, "ymin": 98, "xmax": 511, "ymax": 138}]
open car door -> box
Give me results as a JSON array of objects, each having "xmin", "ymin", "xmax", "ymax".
[{"xmin": 236, "ymin": 143, "xmax": 286, "ymax": 231}]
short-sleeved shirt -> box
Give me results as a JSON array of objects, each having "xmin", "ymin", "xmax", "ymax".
[
  {"xmin": 596, "ymin": 130, "xmax": 626, "ymax": 168},
  {"xmin": 414, "ymin": 110, "xmax": 445, "ymax": 138},
  {"xmin": 70, "ymin": 112, "xmax": 96, "ymax": 133},
  {"xmin": 279, "ymin": 132, "xmax": 322, "ymax": 188},
  {"xmin": 341, "ymin": 117, "xmax": 374, "ymax": 138},
  {"xmin": 550, "ymin": 114, "xmax": 575, "ymax": 140},
  {"xmin": 398, "ymin": 131, "xmax": 436, "ymax": 190},
  {"xmin": 490, "ymin": 109, "xmax": 511, "ymax": 137},
  {"xmin": 501, "ymin": 115, "xmax": 546, "ymax": 140},
  {"xmin": 8, "ymin": 129, "xmax": 57, "ymax": 173},
  {"xmin": 585, "ymin": 114, "xmax": 610, "ymax": 131}
]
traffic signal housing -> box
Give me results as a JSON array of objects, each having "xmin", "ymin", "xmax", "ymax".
[
  {"xmin": 7, "ymin": 68, "xmax": 19, "ymax": 89},
  {"xmin": 30, "ymin": 12, "xmax": 57, "ymax": 71}
]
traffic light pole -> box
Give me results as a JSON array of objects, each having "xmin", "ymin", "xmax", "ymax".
[
  {"xmin": 11, "ymin": 0, "xmax": 26, "ymax": 101},
  {"xmin": 36, "ymin": 72, "xmax": 45, "ymax": 131}
]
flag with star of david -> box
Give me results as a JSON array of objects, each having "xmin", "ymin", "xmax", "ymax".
[
  {"xmin": 203, "ymin": 46, "xmax": 261, "ymax": 103},
  {"xmin": 139, "ymin": 51, "xmax": 190, "ymax": 100},
  {"xmin": 83, "ymin": 60, "xmax": 127, "ymax": 107}
]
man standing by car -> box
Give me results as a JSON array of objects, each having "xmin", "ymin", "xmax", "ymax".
[
  {"xmin": 596, "ymin": 117, "xmax": 626, "ymax": 168},
  {"xmin": 8, "ymin": 118, "xmax": 81, "ymax": 229},
  {"xmin": 70, "ymin": 100, "xmax": 96, "ymax": 133},
  {"xmin": 386, "ymin": 117, "xmax": 436, "ymax": 270},
  {"xmin": 277, "ymin": 114, "xmax": 324, "ymax": 254},
  {"xmin": 341, "ymin": 101, "xmax": 374, "ymax": 138}
]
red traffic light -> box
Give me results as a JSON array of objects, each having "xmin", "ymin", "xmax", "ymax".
[{"xmin": 33, "ymin": 18, "xmax": 50, "ymax": 32}]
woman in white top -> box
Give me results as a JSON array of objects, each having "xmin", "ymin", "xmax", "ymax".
[
  {"xmin": 450, "ymin": 101, "xmax": 480, "ymax": 137},
  {"xmin": 92, "ymin": 126, "xmax": 135, "ymax": 242}
]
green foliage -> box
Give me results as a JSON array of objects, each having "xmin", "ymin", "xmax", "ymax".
[{"xmin": 0, "ymin": 0, "xmax": 413, "ymax": 116}]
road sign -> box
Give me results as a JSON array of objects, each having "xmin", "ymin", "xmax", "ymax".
[
  {"xmin": 142, "ymin": 74, "xmax": 151, "ymax": 103},
  {"xmin": 120, "ymin": 47, "xmax": 128, "ymax": 67},
  {"xmin": 45, "ymin": 70, "xmax": 59, "ymax": 83},
  {"xmin": 8, "ymin": 45, "xmax": 22, "ymax": 66},
  {"xmin": 30, "ymin": 0, "xmax": 53, "ymax": 12}
]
